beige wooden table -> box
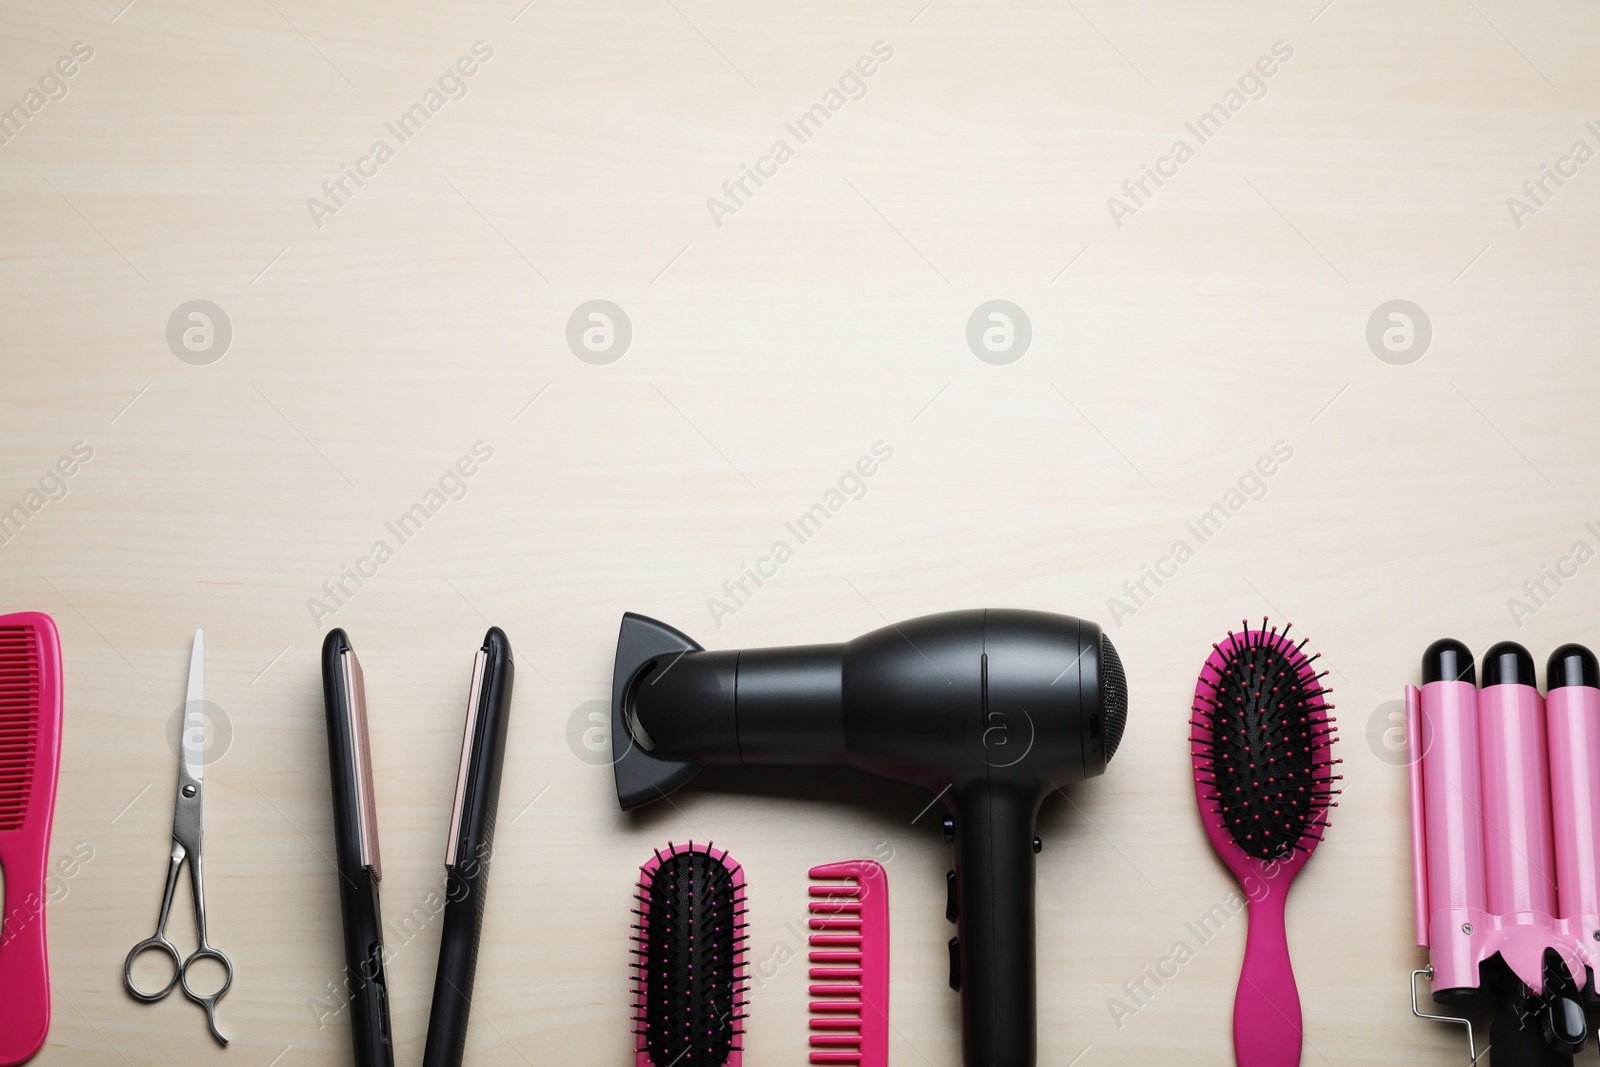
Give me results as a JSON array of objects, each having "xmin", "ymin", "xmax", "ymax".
[{"xmin": 3, "ymin": 0, "xmax": 1599, "ymax": 1063}]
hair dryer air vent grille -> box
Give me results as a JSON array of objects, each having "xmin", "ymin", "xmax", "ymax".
[{"xmin": 1101, "ymin": 635, "xmax": 1128, "ymax": 761}]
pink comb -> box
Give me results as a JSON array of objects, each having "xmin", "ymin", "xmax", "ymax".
[
  {"xmin": 806, "ymin": 860, "xmax": 888, "ymax": 1067},
  {"xmin": 0, "ymin": 613, "xmax": 63, "ymax": 1067}
]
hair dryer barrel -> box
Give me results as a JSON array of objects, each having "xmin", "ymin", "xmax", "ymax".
[
  {"xmin": 1477, "ymin": 643, "xmax": 1557, "ymax": 924},
  {"xmin": 1417, "ymin": 640, "xmax": 1489, "ymax": 1000},
  {"xmin": 627, "ymin": 609, "xmax": 1122, "ymax": 784},
  {"xmin": 630, "ymin": 644, "xmax": 851, "ymax": 766},
  {"xmin": 1546, "ymin": 644, "xmax": 1600, "ymax": 922}
]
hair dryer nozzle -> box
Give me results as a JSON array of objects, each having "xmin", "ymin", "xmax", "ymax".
[{"xmin": 611, "ymin": 613, "xmax": 707, "ymax": 810}]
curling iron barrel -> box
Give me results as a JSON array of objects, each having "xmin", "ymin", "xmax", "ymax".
[
  {"xmin": 1546, "ymin": 644, "xmax": 1600, "ymax": 928},
  {"xmin": 1412, "ymin": 639, "xmax": 1489, "ymax": 1001},
  {"xmin": 1477, "ymin": 643, "xmax": 1556, "ymax": 925},
  {"xmin": 1408, "ymin": 639, "xmax": 1600, "ymax": 1065}
]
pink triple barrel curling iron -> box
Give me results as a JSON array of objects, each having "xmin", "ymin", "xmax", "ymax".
[{"xmin": 1407, "ymin": 639, "xmax": 1600, "ymax": 1065}]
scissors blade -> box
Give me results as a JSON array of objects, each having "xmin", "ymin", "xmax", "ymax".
[{"xmin": 183, "ymin": 629, "xmax": 206, "ymax": 783}]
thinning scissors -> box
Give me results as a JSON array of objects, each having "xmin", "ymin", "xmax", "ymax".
[{"xmin": 123, "ymin": 629, "xmax": 233, "ymax": 1045}]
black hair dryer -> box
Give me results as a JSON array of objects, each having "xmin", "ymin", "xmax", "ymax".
[{"xmin": 609, "ymin": 608, "xmax": 1129, "ymax": 1067}]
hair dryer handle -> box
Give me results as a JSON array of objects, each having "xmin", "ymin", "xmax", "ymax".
[{"xmin": 950, "ymin": 784, "xmax": 1037, "ymax": 1067}]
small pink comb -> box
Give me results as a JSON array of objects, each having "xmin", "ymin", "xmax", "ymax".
[{"xmin": 806, "ymin": 860, "xmax": 888, "ymax": 1067}]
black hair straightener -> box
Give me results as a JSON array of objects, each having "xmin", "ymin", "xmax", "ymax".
[
  {"xmin": 320, "ymin": 628, "xmax": 514, "ymax": 1067},
  {"xmin": 424, "ymin": 627, "xmax": 514, "ymax": 1067},
  {"xmin": 321, "ymin": 630, "xmax": 392, "ymax": 1067}
]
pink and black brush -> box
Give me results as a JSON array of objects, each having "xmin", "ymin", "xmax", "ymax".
[
  {"xmin": 0, "ymin": 613, "xmax": 63, "ymax": 1067},
  {"xmin": 1190, "ymin": 619, "xmax": 1340, "ymax": 1067},
  {"xmin": 631, "ymin": 841, "xmax": 748, "ymax": 1067}
]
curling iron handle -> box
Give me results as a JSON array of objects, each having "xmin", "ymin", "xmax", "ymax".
[{"xmin": 951, "ymin": 784, "xmax": 1037, "ymax": 1067}]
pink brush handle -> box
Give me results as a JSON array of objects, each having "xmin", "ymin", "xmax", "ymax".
[{"xmin": 1233, "ymin": 883, "xmax": 1302, "ymax": 1067}]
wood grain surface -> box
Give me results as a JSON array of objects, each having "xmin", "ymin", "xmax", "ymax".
[{"xmin": 3, "ymin": 0, "xmax": 1599, "ymax": 1064}]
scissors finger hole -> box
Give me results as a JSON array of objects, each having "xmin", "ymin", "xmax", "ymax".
[
  {"xmin": 182, "ymin": 950, "xmax": 232, "ymax": 1000},
  {"xmin": 125, "ymin": 940, "xmax": 180, "ymax": 1000}
]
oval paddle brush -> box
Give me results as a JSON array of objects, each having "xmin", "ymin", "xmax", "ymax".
[
  {"xmin": 1190, "ymin": 619, "xmax": 1340, "ymax": 1067},
  {"xmin": 631, "ymin": 841, "xmax": 748, "ymax": 1067}
]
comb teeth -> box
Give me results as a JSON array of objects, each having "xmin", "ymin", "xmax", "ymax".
[
  {"xmin": 633, "ymin": 841, "xmax": 748, "ymax": 1067},
  {"xmin": 1190, "ymin": 618, "xmax": 1342, "ymax": 861},
  {"xmin": 806, "ymin": 861, "xmax": 889, "ymax": 1067},
  {"xmin": 0, "ymin": 624, "xmax": 43, "ymax": 830}
]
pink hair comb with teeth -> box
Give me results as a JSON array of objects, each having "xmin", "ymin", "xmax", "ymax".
[
  {"xmin": 0, "ymin": 613, "xmax": 63, "ymax": 1067},
  {"xmin": 806, "ymin": 860, "xmax": 889, "ymax": 1067}
]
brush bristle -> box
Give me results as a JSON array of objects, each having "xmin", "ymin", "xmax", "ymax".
[
  {"xmin": 633, "ymin": 842, "xmax": 747, "ymax": 1067},
  {"xmin": 0, "ymin": 624, "xmax": 42, "ymax": 831},
  {"xmin": 1191, "ymin": 618, "xmax": 1341, "ymax": 861}
]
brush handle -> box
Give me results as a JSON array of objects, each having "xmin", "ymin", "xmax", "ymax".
[
  {"xmin": 950, "ymin": 783, "xmax": 1036, "ymax": 1067},
  {"xmin": 1233, "ymin": 886, "xmax": 1302, "ymax": 1067}
]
